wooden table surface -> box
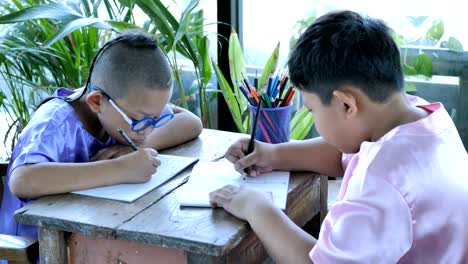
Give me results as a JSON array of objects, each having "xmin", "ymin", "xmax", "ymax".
[{"xmin": 14, "ymin": 129, "xmax": 327, "ymax": 264}]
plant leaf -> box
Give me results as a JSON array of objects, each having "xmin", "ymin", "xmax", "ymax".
[
  {"xmin": 42, "ymin": 17, "xmax": 113, "ymax": 48},
  {"xmin": 228, "ymin": 28, "xmax": 247, "ymax": 112},
  {"xmin": 171, "ymin": 0, "xmax": 199, "ymax": 51},
  {"xmin": 107, "ymin": 20, "xmax": 143, "ymax": 32},
  {"xmin": 447, "ymin": 37, "xmax": 464, "ymax": 52},
  {"xmin": 0, "ymin": 90, "xmax": 6, "ymax": 106},
  {"xmin": 404, "ymin": 82, "xmax": 417, "ymax": 93},
  {"xmin": 258, "ymin": 42, "xmax": 279, "ymax": 93},
  {"xmin": 412, "ymin": 53, "xmax": 433, "ymax": 77},
  {"xmin": 0, "ymin": 2, "xmax": 82, "ymax": 24},
  {"xmin": 391, "ymin": 29, "xmax": 405, "ymax": 47},
  {"xmin": 290, "ymin": 106, "xmax": 314, "ymax": 140},
  {"xmin": 135, "ymin": 0, "xmax": 176, "ymax": 51},
  {"xmin": 211, "ymin": 58, "xmax": 244, "ymax": 132},
  {"xmin": 403, "ymin": 63, "xmax": 417, "ymax": 75},
  {"xmin": 407, "ymin": 16, "xmax": 428, "ymax": 27},
  {"xmin": 198, "ymin": 36, "xmax": 212, "ymax": 86},
  {"xmin": 119, "ymin": 0, "xmax": 136, "ymax": 8},
  {"xmin": 426, "ymin": 20, "xmax": 444, "ymax": 42}
]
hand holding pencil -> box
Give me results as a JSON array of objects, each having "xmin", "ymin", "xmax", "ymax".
[
  {"xmin": 116, "ymin": 128, "xmax": 160, "ymax": 183},
  {"xmin": 224, "ymin": 137, "xmax": 275, "ymax": 177}
]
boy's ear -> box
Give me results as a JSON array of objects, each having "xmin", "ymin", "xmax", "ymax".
[
  {"xmin": 332, "ymin": 89, "xmax": 358, "ymax": 119},
  {"xmin": 86, "ymin": 92, "xmax": 105, "ymax": 113}
]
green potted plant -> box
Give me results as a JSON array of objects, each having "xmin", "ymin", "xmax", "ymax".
[
  {"xmin": 0, "ymin": 0, "xmax": 215, "ymax": 159},
  {"xmin": 212, "ymin": 29, "xmax": 314, "ymax": 140}
]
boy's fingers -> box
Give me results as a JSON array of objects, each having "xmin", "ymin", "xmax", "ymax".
[
  {"xmin": 92, "ymin": 148, "xmax": 115, "ymax": 161},
  {"xmin": 209, "ymin": 191, "xmax": 229, "ymax": 207},
  {"xmin": 239, "ymin": 138, "xmax": 251, "ymax": 153},
  {"xmin": 152, "ymin": 158, "xmax": 161, "ymax": 167},
  {"xmin": 225, "ymin": 149, "xmax": 245, "ymax": 164},
  {"xmin": 236, "ymin": 152, "xmax": 258, "ymax": 170},
  {"xmin": 142, "ymin": 148, "xmax": 158, "ymax": 156}
]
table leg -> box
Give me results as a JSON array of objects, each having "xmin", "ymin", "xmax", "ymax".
[
  {"xmin": 319, "ymin": 176, "xmax": 328, "ymax": 224},
  {"xmin": 38, "ymin": 227, "xmax": 67, "ymax": 264}
]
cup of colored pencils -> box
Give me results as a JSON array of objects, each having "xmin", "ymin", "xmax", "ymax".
[{"xmin": 238, "ymin": 72, "xmax": 295, "ymax": 144}]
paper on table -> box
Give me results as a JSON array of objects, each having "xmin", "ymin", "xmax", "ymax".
[
  {"xmin": 177, "ymin": 160, "xmax": 290, "ymax": 209},
  {"xmin": 73, "ymin": 155, "xmax": 198, "ymax": 202}
]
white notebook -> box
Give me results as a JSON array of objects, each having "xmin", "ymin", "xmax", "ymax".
[
  {"xmin": 177, "ymin": 160, "xmax": 290, "ymax": 209},
  {"xmin": 73, "ymin": 155, "xmax": 198, "ymax": 202}
]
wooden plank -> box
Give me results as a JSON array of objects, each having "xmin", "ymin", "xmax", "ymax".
[
  {"xmin": 38, "ymin": 227, "xmax": 67, "ymax": 264},
  {"xmin": 68, "ymin": 233, "xmax": 187, "ymax": 264},
  {"xmin": 14, "ymin": 168, "xmax": 191, "ymax": 238},
  {"xmin": 319, "ymin": 176, "xmax": 328, "ymax": 223},
  {"xmin": 14, "ymin": 129, "xmax": 245, "ymax": 238},
  {"xmin": 0, "ymin": 234, "xmax": 38, "ymax": 263},
  {"xmin": 115, "ymin": 173, "xmax": 321, "ymax": 257},
  {"xmin": 161, "ymin": 129, "xmax": 246, "ymax": 160}
]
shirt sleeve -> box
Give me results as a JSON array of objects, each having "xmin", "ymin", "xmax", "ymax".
[
  {"xmin": 310, "ymin": 176, "xmax": 413, "ymax": 263},
  {"xmin": 9, "ymin": 123, "xmax": 66, "ymax": 173},
  {"xmin": 161, "ymin": 103, "xmax": 175, "ymax": 116}
]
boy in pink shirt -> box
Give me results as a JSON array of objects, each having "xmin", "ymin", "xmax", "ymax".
[{"xmin": 209, "ymin": 10, "xmax": 468, "ymax": 263}]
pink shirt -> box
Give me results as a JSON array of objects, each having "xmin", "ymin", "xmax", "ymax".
[{"xmin": 310, "ymin": 96, "xmax": 468, "ymax": 263}]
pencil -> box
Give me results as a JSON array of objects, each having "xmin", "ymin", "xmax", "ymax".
[
  {"xmin": 244, "ymin": 98, "xmax": 263, "ymax": 175},
  {"xmin": 118, "ymin": 128, "xmax": 138, "ymax": 151}
]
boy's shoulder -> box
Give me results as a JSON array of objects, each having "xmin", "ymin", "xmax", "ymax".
[
  {"xmin": 355, "ymin": 98, "xmax": 467, "ymax": 182},
  {"xmin": 24, "ymin": 88, "xmax": 81, "ymax": 135}
]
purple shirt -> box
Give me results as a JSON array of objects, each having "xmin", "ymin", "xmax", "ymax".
[
  {"xmin": 0, "ymin": 88, "xmax": 172, "ymax": 240},
  {"xmin": 311, "ymin": 96, "xmax": 468, "ymax": 263}
]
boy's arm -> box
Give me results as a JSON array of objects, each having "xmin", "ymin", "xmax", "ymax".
[
  {"xmin": 272, "ymin": 137, "xmax": 344, "ymax": 177},
  {"xmin": 249, "ymin": 205, "xmax": 316, "ymax": 264},
  {"xmin": 9, "ymin": 148, "xmax": 158, "ymax": 199},
  {"xmin": 143, "ymin": 106, "xmax": 203, "ymax": 150},
  {"xmin": 233, "ymin": 137, "xmax": 344, "ymax": 177},
  {"xmin": 209, "ymin": 186, "xmax": 315, "ymax": 263}
]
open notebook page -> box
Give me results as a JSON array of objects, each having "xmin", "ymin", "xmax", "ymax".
[
  {"xmin": 177, "ymin": 160, "xmax": 290, "ymax": 209},
  {"xmin": 73, "ymin": 155, "xmax": 198, "ymax": 202}
]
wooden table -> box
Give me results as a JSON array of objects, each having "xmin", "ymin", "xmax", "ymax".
[{"xmin": 14, "ymin": 129, "xmax": 327, "ymax": 264}]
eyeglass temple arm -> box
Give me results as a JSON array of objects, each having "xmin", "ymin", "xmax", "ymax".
[{"xmin": 108, "ymin": 99, "xmax": 133, "ymax": 125}]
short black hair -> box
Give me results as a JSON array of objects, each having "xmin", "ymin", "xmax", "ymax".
[
  {"xmin": 90, "ymin": 30, "xmax": 172, "ymax": 98},
  {"xmin": 288, "ymin": 10, "xmax": 404, "ymax": 105}
]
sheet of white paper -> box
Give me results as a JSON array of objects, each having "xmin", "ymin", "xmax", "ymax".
[
  {"xmin": 73, "ymin": 155, "xmax": 198, "ymax": 202},
  {"xmin": 177, "ymin": 160, "xmax": 290, "ymax": 209}
]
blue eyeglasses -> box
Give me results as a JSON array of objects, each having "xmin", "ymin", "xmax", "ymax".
[{"xmin": 87, "ymin": 84, "xmax": 174, "ymax": 132}]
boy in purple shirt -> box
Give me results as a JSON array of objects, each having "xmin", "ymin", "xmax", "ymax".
[
  {"xmin": 210, "ymin": 11, "xmax": 468, "ymax": 263},
  {"xmin": 0, "ymin": 31, "xmax": 202, "ymax": 241}
]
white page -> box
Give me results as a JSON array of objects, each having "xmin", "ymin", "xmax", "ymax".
[
  {"xmin": 177, "ymin": 160, "xmax": 290, "ymax": 209},
  {"xmin": 73, "ymin": 155, "xmax": 198, "ymax": 202}
]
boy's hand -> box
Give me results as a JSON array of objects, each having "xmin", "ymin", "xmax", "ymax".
[
  {"xmin": 117, "ymin": 148, "xmax": 160, "ymax": 183},
  {"xmin": 225, "ymin": 138, "xmax": 275, "ymax": 176},
  {"xmin": 90, "ymin": 145, "xmax": 134, "ymax": 161},
  {"xmin": 209, "ymin": 185, "xmax": 274, "ymax": 221}
]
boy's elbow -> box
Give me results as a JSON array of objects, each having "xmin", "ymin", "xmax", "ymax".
[
  {"xmin": 179, "ymin": 110, "xmax": 203, "ymax": 138},
  {"xmin": 191, "ymin": 116, "xmax": 203, "ymax": 137},
  {"xmin": 9, "ymin": 167, "xmax": 34, "ymax": 198}
]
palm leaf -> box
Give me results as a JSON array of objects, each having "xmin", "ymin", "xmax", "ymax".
[
  {"xmin": 257, "ymin": 42, "xmax": 279, "ymax": 93},
  {"xmin": 290, "ymin": 106, "xmax": 314, "ymax": 140},
  {"xmin": 42, "ymin": 17, "xmax": 113, "ymax": 48},
  {"xmin": 228, "ymin": 28, "xmax": 248, "ymax": 112},
  {"xmin": 212, "ymin": 58, "xmax": 243, "ymax": 132},
  {"xmin": 0, "ymin": 2, "xmax": 81, "ymax": 23}
]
